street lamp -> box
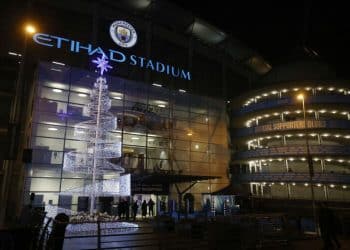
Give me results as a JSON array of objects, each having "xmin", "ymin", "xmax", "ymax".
[
  {"xmin": 297, "ymin": 93, "xmax": 318, "ymax": 234},
  {"xmin": 25, "ymin": 24, "xmax": 36, "ymax": 34},
  {"xmin": 2, "ymin": 23, "xmax": 37, "ymax": 223}
]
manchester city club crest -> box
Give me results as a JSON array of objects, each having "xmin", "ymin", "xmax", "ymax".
[{"xmin": 110, "ymin": 20, "xmax": 137, "ymax": 48}]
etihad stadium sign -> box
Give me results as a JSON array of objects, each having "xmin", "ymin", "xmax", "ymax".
[{"xmin": 32, "ymin": 22, "xmax": 191, "ymax": 81}]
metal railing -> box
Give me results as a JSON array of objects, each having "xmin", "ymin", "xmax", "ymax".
[
  {"xmin": 235, "ymin": 172, "xmax": 350, "ymax": 184},
  {"xmin": 233, "ymin": 119, "xmax": 350, "ymax": 137},
  {"xmin": 234, "ymin": 145, "xmax": 350, "ymax": 159},
  {"xmin": 233, "ymin": 95, "xmax": 350, "ymax": 115}
]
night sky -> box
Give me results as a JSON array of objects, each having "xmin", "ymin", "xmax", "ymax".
[{"xmin": 173, "ymin": 1, "xmax": 349, "ymax": 78}]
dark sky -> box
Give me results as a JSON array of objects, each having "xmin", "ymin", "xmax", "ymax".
[{"xmin": 172, "ymin": 1, "xmax": 349, "ymax": 77}]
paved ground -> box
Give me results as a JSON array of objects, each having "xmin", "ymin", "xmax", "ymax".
[
  {"xmin": 62, "ymin": 219, "xmax": 350, "ymax": 250},
  {"xmin": 292, "ymin": 238, "xmax": 350, "ymax": 250}
]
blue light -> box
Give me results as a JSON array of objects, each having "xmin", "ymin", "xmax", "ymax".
[
  {"xmin": 33, "ymin": 33, "xmax": 192, "ymax": 80},
  {"xmin": 92, "ymin": 55, "xmax": 113, "ymax": 76}
]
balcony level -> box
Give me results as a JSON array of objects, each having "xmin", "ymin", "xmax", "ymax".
[{"xmin": 235, "ymin": 172, "xmax": 350, "ymax": 184}]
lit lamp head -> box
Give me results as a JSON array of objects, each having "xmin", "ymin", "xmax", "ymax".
[
  {"xmin": 297, "ymin": 93, "xmax": 304, "ymax": 101},
  {"xmin": 25, "ymin": 24, "xmax": 36, "ymax": 34}
]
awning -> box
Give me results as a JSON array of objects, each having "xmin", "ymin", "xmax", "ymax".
[{"xmin": 132, "ymin": 171, "xmax": 221, "ymax": 184}]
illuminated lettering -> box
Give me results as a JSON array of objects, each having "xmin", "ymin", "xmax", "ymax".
[
  {"xmin": 33, "ymin": 33, "xmax": 54, "ymax": 47},
  {"xmin": 75, "ymin": 41, "xmax": 92, "ymax": 54},
  {"xmin": 171, "ymin": 67, "xmax": 179, "ymax": 77},
  {"xmin": 139, "ymin": 57, "xmax": 145, "ymax": 67},
  {"xmin": 89, "ymin": 47, "xmax": 106, "ymax": 56},
  {"xmin": 109, "ymin": 49, "xmax": 126, "ymax": 63},
  {"xmin": 146, "ymin": 60, "xmax": 154, "ymax": 70},
  {"xmin": 156, "ymin": 62, "xmax": 165, "ymax": 72},
  {"xmin": 181, "ymin": 70, "xmax": 191, "ymax": 80},
  {"xmin": 32, "ymin": 33, "xmax": 192, "ymax": 80},
  {"xmin": 51, "ymin": 36, "xmax": 70, "ymax": 49},
  {"xmin": 129, "ymin": 55, "xmax": 137, "ymax": 65}
]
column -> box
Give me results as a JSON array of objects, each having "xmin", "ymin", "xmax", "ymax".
[
  {"xmin": 287, "ymin": 183, "xmax": 291, "ymax": 199},
  {"xmin": 285, "ymin": 159, "xmax": 289, "ymax": 172},
  {"xmin": 324, "ymin": 185, "xmax": 328, "ymax": 200},
  {"xmin": 321, "ymin": 159, "xmax": 325, "ymax": 173}
]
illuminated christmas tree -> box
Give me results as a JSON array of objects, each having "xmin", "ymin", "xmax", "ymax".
[{"xmin": 63, "ymin": 55, "xmax": 124, "ymax": 214}]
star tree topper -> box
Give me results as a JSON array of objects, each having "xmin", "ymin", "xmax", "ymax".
[{"xmin": 92, "ymin": 55, "xmax": 113, "ymax": 76}]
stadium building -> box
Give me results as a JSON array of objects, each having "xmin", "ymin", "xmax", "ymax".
[
  {"xmin": 231, "ymin": 58, "xmax": 350, "ymax": 210},
  {"xmin": 0, "ymin": 0, "xmax": 270, "ymax": 222}
]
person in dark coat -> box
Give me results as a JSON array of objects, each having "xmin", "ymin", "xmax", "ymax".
[
  {"xmin": 148, "ymin": 198, "xmax": 155, "ymax": 217},
  {"xmin": 118, "ymin": 198, "xmax": 123, "ymax": 220},
  {"xmin": 318, "ymin": 202, "xmax": 341, "ymax": 249},
  {"xmin": 132, "ymin": 201, "xmax": 138, "ymax": 221},
  {"xmin": 141, "ymin": 200, "xmax": 147, "ymax": 218},
  {"xmin": 125, "ymin": 199, "xmax": 130, "ymax": 220}
]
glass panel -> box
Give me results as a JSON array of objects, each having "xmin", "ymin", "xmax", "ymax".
[
  {"xmin": 124, "ymin": 81, "xmax": 148, "ymax": 104},
  {"xmin": 33, "ymin": 112, "xmax": 66, "ymax": 126},
  {"xmin": 191, "ymin": 141, "xmax": 208, "ymax": 152},
  {"xmin": 28, "ymin": 164, "xmax": 62, "ymax": 178},
  {"xmin": 173, "ymin": 150, "xmax": 189, "ymax": 161},
  {"xmin": 35, "ymin": 99, "xmax": 68, "ymax": 114},
  {"xmin": 173, "ymin": 140, "xmax": 190, "ymax": 150},
  {"xmin": 39, "ymin": 86, "xmax": 69, "ymax": 102},
  {"xmin": 191, "ymin": 151, "xmax": 209, "ymax": 162},
  {"xmin": 147, "ymin": 137, "xmax": 169, "ymax": 148},
  {"xmin": 69, "ymin": 91, "xmax": 90, "ymax": 105},
  {"xmin": 29, "ymin": 178, "xmax": 61, "ymax": 192},
  {"xmin": 123, "ymin": 133, "xmax": 147, "ymax": 147},
  {"xmin": 64, "ymin": 139, "xmax": 88, "ymax": 152},
  {"xmin": 190, "ymin": 95, "xmax": 208, "ymax": 114},
  {"xmin": 32, "ymin": 137, "xmax": 64, "ymax": 151},
  {"xmin": 32, "ymin": 150, "xmax": 63, "ymax": 165},
  {"xmin": 33, "ymin": 123, "xmax": 66, "ymax": 139}
]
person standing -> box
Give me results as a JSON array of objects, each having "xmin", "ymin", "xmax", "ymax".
[
  {"xmin": 318, "ymin": 202, "xmax": 341, "ymax": 249},
  {"xmin": 132, "ymin": 201, "xmax": 138, "ymax": 221},
  {"xmin": 141, "ymin": 200, "xmax": 147, "ymax": 219},
  {"xmin": 125, "ymin": 199, "xmax": 130, "ymax": 220},
  {"xmin": 148, "ymin": 198, "xmax": 155, "ymax": 217},
  {"xmin": 117, "ymin": 199, "xmax": 123, "ymax": 220}
]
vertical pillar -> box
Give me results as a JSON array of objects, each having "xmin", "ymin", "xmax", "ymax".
[
  {"xmin": 187, "ymin": 36, "xmax": 194, "ymax": 92},
  {"xmin": 324, "ymin": 185, "xmax": 328, "ymax": 200},
  {"xmin": 315, "ymin": 111, "xmax": 319, "ymax": 120},
  {"xmin": 321, "ymin": 159, "xmax": 325, "ymax": 173},
  {"xmin": 285, "ymin": 159, "xmax": 289, "ymax": 172},
  {"xmin": 287, "ymin": 183, "xmax": 291, "ymax": 199},
  {"xmin": 250, "ymin": 183, "xmax": 254, "ymax": 195},
  {"xmin": 221, "ymin": 52, "xmax": 227, "ymax": 101},
  {"xmin": 145, "ymin": 20, "xmax": 152, "ymax": 83}
]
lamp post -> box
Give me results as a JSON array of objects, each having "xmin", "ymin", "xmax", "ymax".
[
  {"xmin": 1, "ymin": 23, "xmax": 37, "ymax": 224},
  {"xmin": 297, "ymin": 93, "xmax": 318, "ymax": 234},
  {"xmin": 8, "ymin": 24, "xmax": 36, "ymax": 159}
]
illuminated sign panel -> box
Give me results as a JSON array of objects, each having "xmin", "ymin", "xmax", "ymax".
[
  {"xmin": 110, "ymin": 20, "xmax": 138, "ymax": 48},
  {"xmin": 33, "ymin": 33, "xmax": 192, "ymax": 80}
]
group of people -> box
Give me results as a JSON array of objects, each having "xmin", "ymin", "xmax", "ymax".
[{"xmin": 117, "ymin": 198, "xmax": 155, "ymax": 221}]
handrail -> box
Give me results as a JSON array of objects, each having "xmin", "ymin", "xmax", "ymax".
[
  {"xmin": 235, "ymin": 172, "xmax": 350, "ymax": 184},
  {"xmin": 234, "ymin": 145, "xmax": 350, "ymax": 159},
  {"xmin": 233, "ymin": 95, "xmax": 350, "ymax": 115},
  {"xmin": 234, "ymin": 119, "xmax": 350, "ymax": 137}
]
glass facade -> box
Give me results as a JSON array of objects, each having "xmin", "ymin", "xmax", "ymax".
[{"xmin": 24, "ymin": 62, "xmax": 230, "ymax": 211}]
